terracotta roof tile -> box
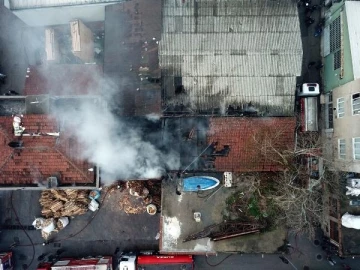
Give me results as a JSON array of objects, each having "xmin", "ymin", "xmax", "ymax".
[
  {"xmin": 0, "ymin": 115, "xmax": 95, "ymax": 186},
  {"xmin": 207, "ymin": 117, "xmax": 296, "ymax": 172},
  {"xmin": 24, "ymin": 64, "xmax": 103, "ymax": 96}
]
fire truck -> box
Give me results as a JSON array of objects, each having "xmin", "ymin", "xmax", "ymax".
[
  {"xmin": 118, "ymin": 254, "xmax": 194, "ymax": 270},
  {"xmin": 37, "ymin": 256, "xmax": 112, "ymax": 270},
  {"xmin": 37, "ymin": 254, "xmax": 194, "ymax": 270},
  {"xmin": 0, "ymin": 252, "xmax": 13, "ymax": 270}
]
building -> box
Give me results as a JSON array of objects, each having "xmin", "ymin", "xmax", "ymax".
[
  {"xmin": 322, "ymin": 0, "xmax": 360, "ymax": 173},
  {"xmin": 160, "ymin": 0, "xmax": 302, "ymax": 116},
  {"xmin": 0, "ymin": 64, "xmax": 104, "ymax": 188},
  {"xmin": 4, "ymin": 0, "xmax": 124, "ymax": 26},
  {"xmin": 162, "ymin": 117, "xmax": 296, "ymax": 173},
  {"xmin": 0, "ymin": 115, "xmax": 98, "ymax": 188},
  {"xmin": 104, "ymin": 0, "xmax": 162, "ymax": 116},
  {"xmin": 321, "ymin": 0, "xmax": 360, "ymax": 257},
  {"xmin": 159, "ymin": 117, "xmax": 296, "ymax": 255}
]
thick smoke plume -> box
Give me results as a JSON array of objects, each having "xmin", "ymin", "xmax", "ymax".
[{"xmin": 49, "ymin": 71, "xmax": 179, "ymax": 184}]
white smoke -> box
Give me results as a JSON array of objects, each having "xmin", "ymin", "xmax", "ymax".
[
  {"xmin": 55, "ymin": 99, "xmax": 174, "ymax": 183},
  {"xmin": 145, "ymin": 113, "xmax": 161, "ymax": 122}
]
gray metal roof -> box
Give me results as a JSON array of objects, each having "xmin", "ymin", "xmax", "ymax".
[
  {"xmin": 160, "ymin": 0, "xmax": 303, "ymax": 116},
  {"xmin": 7, "ymin": 0, "xmax": 122, "ymax": 10}
]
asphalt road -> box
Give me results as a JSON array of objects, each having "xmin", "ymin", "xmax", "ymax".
[{"xmin": 0, "ymin": 189, "xmax": 159, "ymax": 269}]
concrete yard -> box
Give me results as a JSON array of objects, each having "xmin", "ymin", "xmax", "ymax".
[{"xmin": 160, "ymin": 174, "xmax": 286, "ymax": 255}]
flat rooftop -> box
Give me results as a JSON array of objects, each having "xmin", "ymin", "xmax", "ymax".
[{"xmin": 160, "ymin": 173, "xmax": 286, "ymax": 254}]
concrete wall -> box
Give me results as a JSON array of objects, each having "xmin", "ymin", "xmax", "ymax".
[
  {"xmin": 9, "ymin": 4, "xmax": 109, "ymax": 26},
  {"xmin": 332, "ymin": 79, "xmax": 360, "ymax": 173}
]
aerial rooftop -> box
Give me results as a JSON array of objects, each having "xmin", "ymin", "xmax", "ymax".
[
  {"xmin": 0, "ymin": 115, "xmax": 96, "ymax": 187},
  {"xmin": 160, "ymin": 0, "xmax": 302, "ymax": 116}
]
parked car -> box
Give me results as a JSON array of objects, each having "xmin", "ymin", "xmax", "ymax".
[
  {"xmin": 298, "ymin": 83, "xmax": 320, "ymax": 97},
  {"xmin": 349, "ymin": 200, "xmax": 360, "ymax": 206},
  {"xmin": 347, "ymin": 179, "xmax": 360, "ymax": 188}
]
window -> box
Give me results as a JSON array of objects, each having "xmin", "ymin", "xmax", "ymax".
[
  {"xmin": 352, "ymin": 93, "xmax": 360, "ymax": 115},
  {"xmin": 338, "ymin": 139, "xmax": 346, "ymax": 159},
  {"xmin": 325, "ymin": 94, "xmax": 333, "ymax": 129},
  {"xmin": 353, "ymin": 138, "xmax": 360, "ymax": 160},
  {"xmin": 337, "ymin": 97, "xmax": 344, "ymax": 118},
  {"xmin": 334, "ymin": 51, "xmax": 341, "ymax": 70},
  {"xmin": 330, "ymin": 16, "xmax": 342, "ymax": 70},
  {"xmin": 330, "ymin": 17, "xmax": 341, "ymax": 53}
]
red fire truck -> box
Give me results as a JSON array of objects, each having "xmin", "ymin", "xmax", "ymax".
[
  {"xmin": 37, "ymin": 256, "xmax": 112, "ymax": 270},
  {"xmin": 118, "ymin": 254, "xmax": 194, "ymax": 270},
  {"xmin": 0, "ymin": 252, "xmax": 13, "ymax": 270},
  {"xmin": 37, "ymin": 254, "xmax": 194, "ymax": 270}
]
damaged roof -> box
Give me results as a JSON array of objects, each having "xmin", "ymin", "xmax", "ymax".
[
  {"xmin": 160, "ymin": 0, "xmax": 302, "ymax": 116},
  {"xmin": 207, "ymin": 117, "xmax": 296, "ymax": 172},
  {"xmin": 0, "ymin": 115, "xmax": 95, "ymax": 186},
  {"xmin": 24, "ymin": 64, "xmax": 103, "ymax": 96},
  {"xmin": 104, "ymin": 0, "xmax": 162, "ymax": 116}
]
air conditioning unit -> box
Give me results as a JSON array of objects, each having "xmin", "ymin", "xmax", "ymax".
[{"xmin": 47, "ymin": 177, "xmax": 58, "ymax": 189}]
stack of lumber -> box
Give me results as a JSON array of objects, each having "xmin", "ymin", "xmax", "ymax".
[{"xmin": 39, "ymin": 189, "xmax": 90, "ymax": 218}]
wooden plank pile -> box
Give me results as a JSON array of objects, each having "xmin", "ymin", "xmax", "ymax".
[{"xmin": 39, "ymin": 189, "xmax": 90, "ymax": 218}]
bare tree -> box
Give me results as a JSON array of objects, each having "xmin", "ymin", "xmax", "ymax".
[{"xmin": 251, "ymin": 125, "xmax": 341, "ymax": 239}]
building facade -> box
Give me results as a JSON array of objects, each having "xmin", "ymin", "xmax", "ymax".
[{"xmin": 322, "ymin": 1, "xmax": 360, "ymax": 173}]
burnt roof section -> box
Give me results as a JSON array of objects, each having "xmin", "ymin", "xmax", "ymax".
[
  {"xmin": 162, "ymin": 117, "xmax": 296, "ymax": 173},
  {"xmin": 161, "ymin": 117, "xmax": 209, "ymax": 171},
  {"xmin": 0, "ymin": 115, "xmax": 96, "ymax": 187},
  {"xmin": 24, "ymin": 64, "xmax": 103, "ymax": 96},
  {"xmin": 160, "ymin": 0, "xmax": 302, "ymax": 116},
  {"xmin": 104, "ymin": 0, "xmax": 162, "ymax": 116}
]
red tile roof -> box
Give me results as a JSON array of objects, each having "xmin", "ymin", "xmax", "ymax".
[
  {"xmin": 207, "ymin": 117, "xmax": 296, "ymax": 172},
  {"xmin": 24, "ymin": 64, "xmax": 103, "ymax": 96},
  {"xmin": 0, "ymin": 115, "xmax": 95, "ymax": 186}
]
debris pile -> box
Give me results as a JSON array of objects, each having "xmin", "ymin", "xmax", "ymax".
[
  {"xmin": 39, "ymin": 189, "xmax": 90, "ymax": 218},
  {"xmin": 119, "ymin": 194, "xmax": 146, "ymax": 214},
  {"xmin": 118, "ymin": 180, "xmax": 162, "ymax": 215},
  {"xmin": 35, "ymin": 189, "xmax": 91, "ymax": 239}
]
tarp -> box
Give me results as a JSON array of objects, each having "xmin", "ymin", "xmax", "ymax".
[{"xmin": 342, "ymin": 212, "xmax": 360, "ymax": 230}]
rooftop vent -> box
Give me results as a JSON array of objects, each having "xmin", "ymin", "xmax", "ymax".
[{"xmin": 13, "ymin": 115, "xmax": 25, "ymax": 136}]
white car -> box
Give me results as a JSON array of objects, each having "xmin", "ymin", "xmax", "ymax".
[{"xmin": 298, "ymin": 83, "xmax": 320, "ymax": 97}]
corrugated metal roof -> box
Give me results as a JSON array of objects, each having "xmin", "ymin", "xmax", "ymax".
[
  {"xmin": 8, "ymin": 0, "xmax": 122, "ymax": 10},
  {"xmin": 160, "ymin": 0, "xmax": 303, "ymax": 116}
]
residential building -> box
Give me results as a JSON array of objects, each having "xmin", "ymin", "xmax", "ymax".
[
  {"xmin": 321, "ymin": 0, "xmax": 360, "ymax": 257},
  {"xmin": 332, "ymin": 80, "xmax": 360, "ymax": 173},
  {"xmin": 4, "ymin": 0, "xmax": 124, "ymax": 26},
  {"xmin": 322, "ymin": 0, "xmax": 360, "ymax": 173}
]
